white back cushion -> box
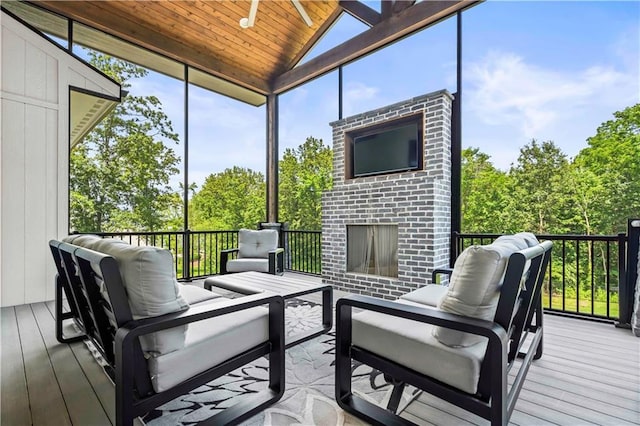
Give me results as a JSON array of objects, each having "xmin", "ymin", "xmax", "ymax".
[
  {"xmin": 514, "ymin": 232, "xmax": 539, "ymax": 247},
  {"xmin": 63, "ymin": 234, "xmax": 103, "ymax": 247},
  {"xmin": 494, "ymin": 232, "xmax": 539, "ymax": 250},
  {"xmin": 237, "ymin": 229, "xmax": 278, "ymax": 259},
  {"xmin": 93, "ymin": 239, "xmax": 188, "ymax": 317},
  {"xmin": 434, "ymin": 242, "xmax": 518, "ymax": 347},
  {"xmin": 64, "ymin": 236, "xmax": 189, "ymax": 354}
]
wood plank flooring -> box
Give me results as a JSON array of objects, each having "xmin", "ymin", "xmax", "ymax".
[
  {"xmin": 402, "ymin": 314, "xmax": 640, "ymax": 426},
  {"xmin": 2, "ymin": 275, "xmax": 638, "ymax": 426}
]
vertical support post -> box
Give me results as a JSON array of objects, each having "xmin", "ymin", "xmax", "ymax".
[
  {"xmin": 266, "ymin": 94, "xmax": 279, "ymax": 223},
  {"xmin": 381, "ymin": 0, "xmax": 393, "ymax": 18},
  {"xmin": 183, "ymin": 65, "xmax": 191, "ymax": 281},
  {"xmin": 619, "ymin": 220, "xmax": 639, "ymax": 327},
  {"xmin": 338, "ymin": 65, "xmax": 343, "ymax": 120},
  {"xmin": 67, "ymin": 18, "xmax": 73, "ymax": 52},
  {"xmin": 627, "ymin": 219, "xmax": 640, "ymax": 330},
  {"xmin": 450, "ymin": 11, "xmax": 462, "ymax": 267},
  {"xmin": 616, "ymin": 232, "xmax": 628, "ymax": 327}
]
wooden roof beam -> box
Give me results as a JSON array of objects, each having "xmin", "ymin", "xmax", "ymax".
[
  {"xmin": 33, "ymin": 1, "xmax": 271, "ymax": 95},
  {"xmin": 284, "ymin": 6, "xmax": 343, "ymax": 71},
  {"xmin": 272, "ymin": 1, "xmax": 477, "ymax": 94},
  {"xmin": 392, "ymin": 0, "xmax": 417, "ymax": 15},
  {"xmin": 339, "ymin": 1, "xmax": 381, "ymax": 27},
  {"xmin": 381, "ymin": 0, "xmax": 393, "ymax": 18}
]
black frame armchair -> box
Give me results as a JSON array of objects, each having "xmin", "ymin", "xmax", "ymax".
[
  {"xmin": 335, "ymin": 240, "xmax": 552, "ymax": 426},
  {"xmin": 220, "ymin": 229, "xmax": 284, "ymax": 275}
]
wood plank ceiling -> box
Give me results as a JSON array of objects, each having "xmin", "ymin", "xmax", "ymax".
[
  {"xmin": 29, "ymin": 0, "xmax": 476, "ymax": 99},
  {"xmin": 33, "ymin": 0, "xmax": 342, "ymax": 95}
]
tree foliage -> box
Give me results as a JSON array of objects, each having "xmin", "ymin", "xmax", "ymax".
[
  {"xmin": 70, "ymin": 52, "xmax": 181, "ymax": 232},
  {"xmin": 279, "ymin": 137, "xmax": 333, "ymax": 230},
  {"xmin": 188, "ymin": 137, "xmax": 333, "ymax": 231},
  {"xmin": 461, "ymin": 148, "xmax": 511, "ymax": 233},
  {"xmin": 508, "ymin": 140, "xmax": 571, "ymax": 234},
  {"xmin": 189, "ymin": 166, "xmax": 266, "ymax": 230},
  {"xmin": 461, "ymin": 104, "xmax": 639, "ymax": 236},
  {"xmin": 572, "ymin": 103, "xmax": 640, "ymax": 234}
]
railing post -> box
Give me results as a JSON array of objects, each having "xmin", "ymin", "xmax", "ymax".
[
  {"xmin": 450, "ymin": 231, "xmax": 459, "ymax": 268},
  {"xmin": 183, "ymin": 229, "xmax": 191, "ymax": 282},
  {"xmin": 619, "ymin": 220, "xmax": 640, "ymax": 329},
  {"xmin": 615, "ymin": 232, "xmax": 628, "ymax": 328}
]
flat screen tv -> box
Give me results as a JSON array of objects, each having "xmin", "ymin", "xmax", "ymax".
[{"xmin": 352, "ymin": 121, "xmax": 420, "ymax": 177}]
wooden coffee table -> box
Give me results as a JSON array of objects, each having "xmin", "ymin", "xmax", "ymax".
[{"xmin": 204, "ymin": 271, "xmax": 332, "ymax": 348}]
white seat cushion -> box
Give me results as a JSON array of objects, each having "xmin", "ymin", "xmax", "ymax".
[
  {"xmin": 435, "ymin": 242, "xmax": 518, "ymax": 347},
  {"xmin": 227, "ymin": 258, "xmax": 270, "ymax": 273},
  {"xmin": 352, "ymin": 300, "xmax": 487, "ymax": 395},
  {"xmin": 400, "ymin": 284, "xmax": 448, "ymax": 307},
  {"xmin": 179, "ymin": 284, "xmax": 222, "ymax": 305},
  {"xmin": 237, "ymin": 229, "xmax": 278, "ymax": 259},
  {"xmin": 147, "ymin": 298, "xmax": 270, "ymax": 392}
]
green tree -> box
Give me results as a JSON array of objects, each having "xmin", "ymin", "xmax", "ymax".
[
  {"xmin": 279, "ymin": 137, "xmax": 333, "ymax": 230},
  {"xmin": 573, "ymin": 103, "xmax": 640, "ymax": 234},
  {"xmin": 508, "ymin": 140, "xmax": 571, "ymax": 234},
  {"xmin": 70, "ymin": 52, "xmax": 181, "ymax": 232},
  {"xmin": 190, "ymin": 166, "xmax": 266, "ymax": 230},
  {"xmin": 461, "ymin": 148, "xmax": 511, "ymax": 233}
]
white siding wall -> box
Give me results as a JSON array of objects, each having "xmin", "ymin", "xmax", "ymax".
[{"xmin": 1, "ymin": 13, "xmax": 120, "ymax": 306}]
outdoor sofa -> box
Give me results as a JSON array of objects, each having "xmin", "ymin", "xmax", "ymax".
[{"xmin": 50, "ymin": 235, "xmax": 285, "ymax": 426}]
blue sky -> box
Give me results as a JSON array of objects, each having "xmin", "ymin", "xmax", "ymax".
[{"xmin": 125, "ymin": 1, "xmax": 639, "ymax": 190}]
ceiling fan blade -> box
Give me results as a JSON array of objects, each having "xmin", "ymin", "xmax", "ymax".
[
  {"xmin": 240, "ymin": 0, "xmax": 260, "ymax": 28},
  {"xmin": 291, "ymin": 0, "xmax": 313, "ymax": 27}
]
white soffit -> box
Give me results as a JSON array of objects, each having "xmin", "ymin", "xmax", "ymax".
[{"xmin": 70, "ymin": 90, "xmax": 118, "ymax": 148}]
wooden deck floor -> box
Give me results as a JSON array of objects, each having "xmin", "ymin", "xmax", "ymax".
[{"xmin": 2, "ymin": 276, "xmax": 639, "ymax": 426}]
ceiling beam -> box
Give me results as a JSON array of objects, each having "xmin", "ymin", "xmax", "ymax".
[
  {"xmin": 285, "ymin": 6, "xmax": 343, "ymax": 71},
  {"xmin": 339, "ymin": 1, "xmax": 381, "ymax": 27},
  {"xmin": 381, "ymin": 0, "xmax": 393, "ymax": 19},
  {"xmin": 392, "ymin": 0, "xmax": 417, "ymax": 15},
  {"xmin": 272, "ymin": 1, "xmax": 476, "ymax": 94},
  {"xmin": 34, "ymin": 1, "xmax": 271, "ymax": 95}
]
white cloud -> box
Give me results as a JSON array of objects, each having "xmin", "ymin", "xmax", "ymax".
[
  {"xmin": 467, "ymin": 50, "xmax": 634, "ymax": 136},
  {"xmin": 342, "ymin": 82, "xmax": 380, "ymax": 117},
  {"xmin": 464, "ymin": 50, "xmax": 639, "ymax": 169}
]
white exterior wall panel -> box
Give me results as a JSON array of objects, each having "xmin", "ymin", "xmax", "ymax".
[{"xmin": 1, "ymin": 12, "xmax": 120, "ymax": 306}]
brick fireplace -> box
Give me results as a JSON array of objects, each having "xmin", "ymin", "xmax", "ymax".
[{"xmin": 321, "ymin": 90, "xmax": 453, "ymax": 299}]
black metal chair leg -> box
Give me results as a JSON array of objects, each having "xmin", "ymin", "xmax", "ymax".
[
  {"xmin": 55, "ymin": 275, "xmax": 85, "ymax": 344},
  {"xmin": 386, "ymin": 381, "xmax": 406, "ymax": 413}
]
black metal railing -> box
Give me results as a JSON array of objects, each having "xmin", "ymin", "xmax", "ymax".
[
  {"xmin": 91, "ymin": 229, "xmax": 631, "ymax": 322},
  {"xmin": 282, "ymin": 230, "xmax": 322, "ymax": 275},
  {"xmin": 95, "ymin": 229, "xmax": 324, "ymax": 279},
  {"xmin": 98, "ymin": 230, "xmax": 239, "ymax": 280},
  {"xmin": 455, "ymin": 232, "xmax": 626, "ymax": 321}
]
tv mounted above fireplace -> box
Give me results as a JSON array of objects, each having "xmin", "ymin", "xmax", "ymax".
[{"xmin": 347, "ymin": 114, "xmax": 423, "ymax": 178}]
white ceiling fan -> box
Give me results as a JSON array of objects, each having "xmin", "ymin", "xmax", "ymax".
[{"xmin": 239, "ymin": 0, "xmax": 313, "ymax": 29}]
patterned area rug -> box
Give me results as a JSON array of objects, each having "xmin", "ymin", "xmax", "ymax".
[{"xmin": 137, "ymin": 299, "xmax": 414, "ymax": 426}]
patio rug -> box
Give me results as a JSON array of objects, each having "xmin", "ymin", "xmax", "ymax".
[{"xmin": 131, "ymin": 298, "xmax": 418, "ymax": 426}]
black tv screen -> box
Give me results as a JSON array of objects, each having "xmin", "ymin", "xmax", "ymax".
[{"xmin": 352, "ymin": 122, "xmax": 419, "ymax": 177}]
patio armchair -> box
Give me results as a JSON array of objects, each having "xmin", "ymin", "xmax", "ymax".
[
  {"xmin": 221, "ymin": 228, "xmax": 284, "ymax": 275},
  {"xmin": 335, "ymin": 234, "xmax": 552, "ymax": 426},
  {"xmin": 51, "ymin": 237, "xmax": 285, "ymax": 426}
]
